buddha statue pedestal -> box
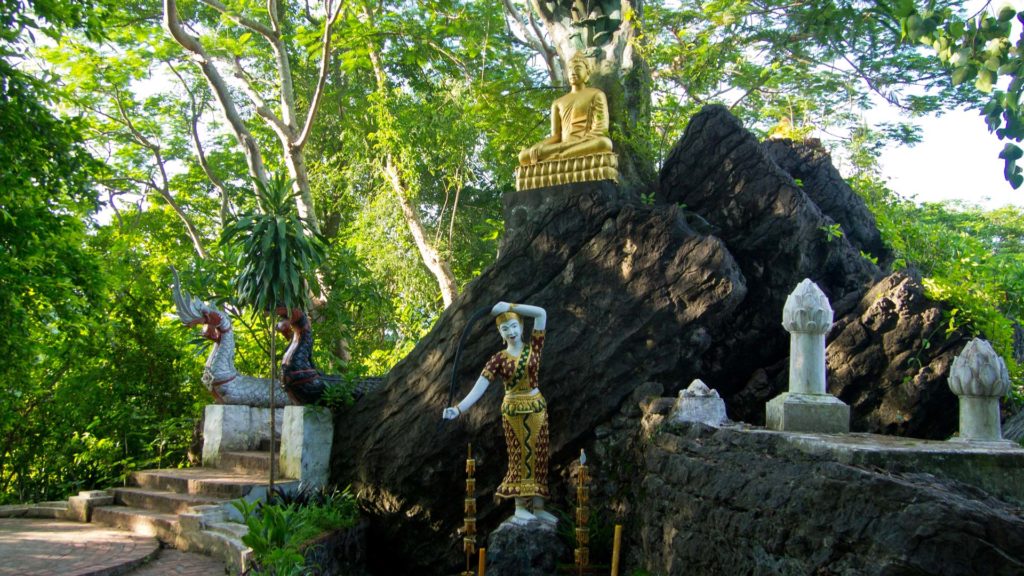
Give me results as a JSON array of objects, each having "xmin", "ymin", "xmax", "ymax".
[{"xmin": 515, "ymin": 152, "xmax": 619, "ymax": 192}]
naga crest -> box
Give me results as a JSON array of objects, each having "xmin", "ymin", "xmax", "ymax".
[{"xmin": 170, "ymin": 267, "xmax": 230, "ymax": 342}]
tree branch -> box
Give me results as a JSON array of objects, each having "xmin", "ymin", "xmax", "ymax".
[
  {"xmin": 216, "ymin": 54, "xmax": 291, "ymax": 138},
  {"xmin": 199, "ymin": 0, "xmax": 277, "ymax": 41},
  {"xmin": 163, "ymin": 0, "xmax": 269, "ymax": 187},
  {"xmin": 268, "ymin": 0, "xmax": 281, "ymax": 34},
  {"xmin": 115, "ymin": 87, "xmax": 210, "ymax": 259},
  {"xmin": 167, "ymin": 61, "xmax": 233, "ymax": 223},
  {"xmin": 295, "ymin": 0, "xmax": 343, "ymax": 150}
]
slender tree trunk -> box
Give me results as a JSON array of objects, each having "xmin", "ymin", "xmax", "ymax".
[
  {"xmin": 383, "ymin": 158, "xmax": 459, "ymax": 307},
  {"xmin": 163, "ymin": 0, "xmax": 342, "ymax": 235},
  {"xmin": 268, "ymin": 314, "xmax": 276, "ymax": 497},
  {"xmin": 363, "ymin": 20, "xmax": 460, "ymax": 307}
]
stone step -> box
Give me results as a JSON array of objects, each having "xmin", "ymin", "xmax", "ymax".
[
  {"xmin": 92, "ymin": 505, "xmax": 184, "ymax": 548},
  {"xmin": 257, "ymin": 437, "xmax": 282, "ymax": 452},
  {"xmin": 218, "ymin": 450, "xmax": 278, "ymax": 475},
  {"xmin": 189, "ymin": 522, "xmax": 253, "ymax": 574},
  {"xmin": 131, "ymin": 467, "xmax": 298, "ymax": 499},
  {"xmin": 206, "ymin": 520, "xmax": 249, "ymax": 540},
  {"xmin": 0, "ymin": 501, "xmax": 73, "ymax": 520},
  {"xmin": 112, "ymin": 487, "xmax": 227, "ymax": 515}
]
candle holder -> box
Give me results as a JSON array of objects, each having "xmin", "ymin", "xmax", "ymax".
[
  {"xmin": 463, "ymin": 443, "xmax": 477, "ymax": 576},
  {"xmin": 574, "ymin": 449, "xmax": 590, "ymax": 575}
]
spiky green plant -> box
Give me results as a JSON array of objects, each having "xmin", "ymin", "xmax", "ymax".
[
  {"xmin": 220, "ymin": 171, "xmax": 326, "ymax": 493},
  {"xmin": 221, "ymin": 171, "xmax": 326, "ymax": 313}
]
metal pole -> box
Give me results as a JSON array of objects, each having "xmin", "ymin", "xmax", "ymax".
[{"xmin": 268, "ymin": 312, "xmax": 276, "ymax": 498}]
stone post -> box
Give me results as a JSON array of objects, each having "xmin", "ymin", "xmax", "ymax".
[
  {"xmin": 280, "ymin": 405, "xmax": 334, "ymax": 489},
  {"xmin": 948, "ymin": 338, "xmax": 1011, "ymax": 442},
  {"xmin": 766, "ymin": 279, "xmax": 850, "ymax": 433},
  {"xmin": 202, "ymin": 405, "xmax": 283, "ymax": 467}
]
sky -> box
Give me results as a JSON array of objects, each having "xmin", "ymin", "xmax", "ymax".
[
  {"xmin": 874, "ymin": 0, "xmax": 1024, "ymax": 210},
  {"xmin": 877, "ymin": 108, "xmax": 1024, "ymax": 209}
]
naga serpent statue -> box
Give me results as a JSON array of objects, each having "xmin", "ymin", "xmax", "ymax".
[
  {"xmin": 171, "ymin": 267, "xmax": 298, "ymax": 407},
  {"xmin": 172, "ymin": 268, "xmax": 382, "ymax": 406}
]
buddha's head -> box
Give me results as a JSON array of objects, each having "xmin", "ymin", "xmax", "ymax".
[
  {"xmin": 495, "ymin": 311, "xmax": 523, "ymax": 346},
  {"xmin": 568, "ymin": 52, "xmax": 593, "ymax": 87}
]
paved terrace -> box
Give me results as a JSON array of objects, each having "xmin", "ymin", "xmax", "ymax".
[{"xmin": 0, "ymin": 518, "xmax": 225, "ymax": 576}]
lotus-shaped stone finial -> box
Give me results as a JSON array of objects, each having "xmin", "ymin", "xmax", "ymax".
[
  {"xmin": 948, "ymin": 338, "xmax": 1010, "ymax": 398},
  {"xmin": 782, "ymin": 279, "xmax": 833, "ymax": 335}
]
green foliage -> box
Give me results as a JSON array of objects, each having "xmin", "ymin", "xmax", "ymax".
[
  {"xmin": 820, "ymin": 222, "xmax": 844, "ymax": 242},
  {"xmin": 317, "ymin": 382, "xmax": 354, "ymax": 411},
  {"xmin": 234, "ymin": 498, "xmax": 309, "ymax": 575},
  {"xmin": 233, "ymin": 486, "xmax": 358, "ymax": 575},
  {"xmin": 222, "ymin": 172, "xmax": 327, "ymax": 313},
  {"xmin": 850, "ymin": 170, "xmax": 1024, "ymax": 399},
  {"xmin": 895, "ymin": 1, "xmax": 1024, "ymax": 188},
  {"xmin": 0, "ymin": 0, "xmax": 205, "ymax": 504},
  {"xmin": 639, "ymin": 0, "xmax": 964, "ymax": 164}
]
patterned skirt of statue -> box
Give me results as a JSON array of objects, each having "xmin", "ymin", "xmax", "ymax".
[{"xmin": 496, "ymin": 391, "xmax": 550, "ymax": 499}]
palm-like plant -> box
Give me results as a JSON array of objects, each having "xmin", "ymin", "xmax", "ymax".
[
  {"xmin": 221, "ymin": 171, "xmax": 326, "ymax": 492},
  {"xmin": 222, "ymin": 171, "xmax": 326, "ymax": 312}
]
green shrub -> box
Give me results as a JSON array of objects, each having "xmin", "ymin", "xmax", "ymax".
[{"xmin": 232, "ymin": 486, "xmax": 358, "ymax": 575}]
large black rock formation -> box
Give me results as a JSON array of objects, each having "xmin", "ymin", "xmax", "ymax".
[{"xmin": 331, "ymin": 105, "xmax": 975, "ymax": 574}]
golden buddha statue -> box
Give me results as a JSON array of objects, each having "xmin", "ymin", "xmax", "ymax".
[{"xmin": 515, "ymin": 52, "xmax": 619, "ymax": 191}]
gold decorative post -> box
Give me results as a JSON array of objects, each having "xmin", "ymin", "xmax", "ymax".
[
  {"xmin": 478, "ymin": 547, "xmax": 487, "ymax": 576},
  {"xmin": 463, "ymin": 443, "xmax": 477, "ymax": 576},
  {"xmin": 611, "ymin": 524, "xmax": 623, "ymax": 576},
  {"xmin": 574, "ymin": 449, "xmax": 590, "ymax": 575}
]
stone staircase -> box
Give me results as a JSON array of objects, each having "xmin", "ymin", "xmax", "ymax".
[{"xmin": 88, "ymin": 448, "xmax": 300, "ymax": 573}]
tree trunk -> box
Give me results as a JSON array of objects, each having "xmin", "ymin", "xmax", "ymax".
[
  {"xmin": 383, "ymin": 157, "xmax": 459, "ymax": 307},
  {"xmin": 163, "ymin": 0, "xmax": 341, "ymax": 235},
  {"xmin": 363, "ymin": 19, "xmax": 460, "ymax": 307}
]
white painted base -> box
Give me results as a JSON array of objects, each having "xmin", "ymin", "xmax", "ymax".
[
  {"xmin": 280, "ymin": 405, "xmax": 334, "ymax": 489},
  {"xmin": 671, "ymin": 395, "xmax": 728, "ymax": 427},
  {"xmin": 202, "ymin": 405, "xmax": 283, "ymax": 467},
  {"xmin": 765, "ymin": 392, "xmax": 849, "ymax": 433}
]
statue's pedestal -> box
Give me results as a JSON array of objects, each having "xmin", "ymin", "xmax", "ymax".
[
  {"xmin": 514, "ymin": 153, "xmax": 618, "ymax": 191},
  {"xmin": 765, "ymin": 392, "xmax": 850, "ymax": 434},
  {"xmin": 486, "ymin": 517, "xmax": 562, "ymax": 576},
  {"xmin": 280, "ymin": 405, "xmax": 334, "ymax": 489},
  {"xmin": 202, "ymin": 405, "xmax": 283, "ymax": 467}
]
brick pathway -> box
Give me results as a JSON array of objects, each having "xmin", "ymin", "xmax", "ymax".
[{"xmin": 0, "ymin": 518, "xmax": 226, "ymax": 576}]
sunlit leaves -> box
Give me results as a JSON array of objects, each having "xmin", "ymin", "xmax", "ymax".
[
  {"xmin": 899, "ymin": 2, "xmax": 1024, "ymax": 188},
  {"xmin": 221, "ymin": 171, "xmax": 326, "ymax": 313}
]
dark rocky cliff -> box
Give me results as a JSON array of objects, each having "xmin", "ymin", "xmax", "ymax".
[{"xmin": 330, "ymin": 105, "xmax": 984, "ymax": 574}]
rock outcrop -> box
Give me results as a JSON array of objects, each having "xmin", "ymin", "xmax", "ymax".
[
  {"xmin": 333, "ymin": 181, "xmax": 746, "ymax": 574},
  {"xmin": 331, "ymin": 105, "xmax": 977, "ymax": 574},
  {"xmin": 762, "ymin": 138, "xmax": 887, "ymax": 260}
]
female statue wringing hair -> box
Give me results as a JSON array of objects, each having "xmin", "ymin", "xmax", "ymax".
[{"xmin": 442, "ymin": 301, "xmax": 555, "ymax": 526}]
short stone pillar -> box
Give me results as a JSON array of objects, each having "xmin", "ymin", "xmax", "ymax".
[
  {"xmin": 487, "ymin": 518, "xmax": 563, "ymax": 576},
  {"xmin": 203, "ymin": 404, "xmax": 282, "ymax": 467},
  {"xmin": 766, "ymin": 279, "xmax": 850, "ymax": 433},
  {"xmin": 948, "ymin": 338, "xmax": 1011, "ymax": 442},
  {"xmin": 670, "ymin": 379, "xmax": 728, "ymax": 427},
  {"xmin": 280, "ymin": 405, "xmax": 334, "ymax": 489}
]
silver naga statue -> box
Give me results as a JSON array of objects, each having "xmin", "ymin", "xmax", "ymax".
[{"xmin": 171, "ymin": 268, "xmax": 298, "ymax": 407}]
